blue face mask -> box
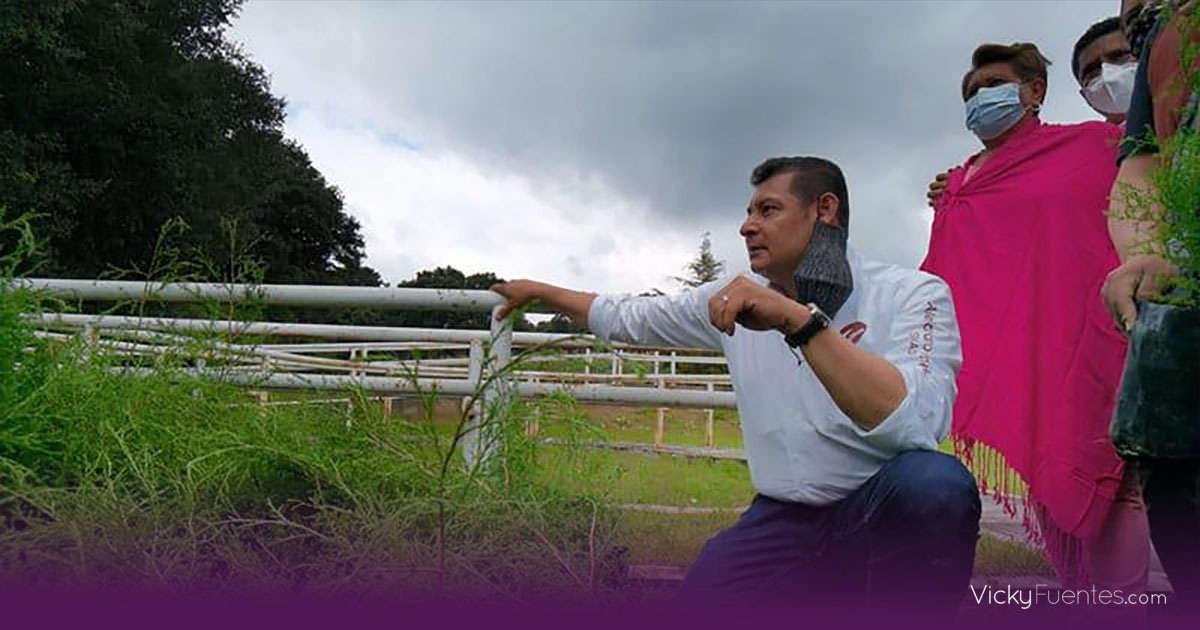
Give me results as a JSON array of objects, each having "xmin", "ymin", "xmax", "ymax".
[{"xmin": 964, "ymin": 82, "xmax": 1026, "ymax": 141}]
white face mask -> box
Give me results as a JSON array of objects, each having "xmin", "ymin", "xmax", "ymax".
[{"xmin": 1083, "ymin": 61, "xmax": 1137, "ymax": 116}]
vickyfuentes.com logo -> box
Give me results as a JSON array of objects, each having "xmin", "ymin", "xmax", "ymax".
[{"xmin": 969, "ymin": 583, "xmax": 1168, "ymax": 610}]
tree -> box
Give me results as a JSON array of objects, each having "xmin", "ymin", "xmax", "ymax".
[
  {"xmin": 0, "ymin": 0, "xmax": 379, "ymax": 290},
  {"xmin": 397, "ymin": 266, "xmax": 504, "ymax": 329},
  {"xmin": 672, "ymin": 232, "xmax": 725, "ymax": 288},
  {"xmin": 533, "ymin": 313, "xmax": 583, "ymax": 334}
]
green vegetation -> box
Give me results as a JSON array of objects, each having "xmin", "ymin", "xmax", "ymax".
[
  {"xmin": 1115, "ymin": 4, "xmax": 1200, "ymax": 308},
  {"xmin": 0, "ymin": 0, "xmax": 378, "ymax": 289},
  {"xmin": 0, "ymin": 282, "xmax": 627, "ymax": 597}
]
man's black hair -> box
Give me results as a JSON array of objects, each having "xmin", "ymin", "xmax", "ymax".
[
  {"xmin": 750, "ymin": 156, "xmax": 850, "ymax": 231},
  {"xmin": 1072, "ymin": 16, "xmax": 1123, "ymax": 80}
]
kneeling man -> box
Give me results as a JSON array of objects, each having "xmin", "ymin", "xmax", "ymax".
[{"xmin": 492, "ymin": 157, "xmax": 980, "ymax": 614}]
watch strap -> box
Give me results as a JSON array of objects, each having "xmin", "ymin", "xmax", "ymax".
[{"xmin": 785, "ymin": 303, "xmax": 831, "ymax": 348}]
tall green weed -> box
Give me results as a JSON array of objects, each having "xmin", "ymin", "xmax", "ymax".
[{"xmin": 0, "ymin": 215, "xmax": 623, "ymax": 598}]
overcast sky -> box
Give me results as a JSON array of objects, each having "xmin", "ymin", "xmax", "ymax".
[{"xmin": 229, "ymin": 0, "xmax": 1117, "ymax": 294}]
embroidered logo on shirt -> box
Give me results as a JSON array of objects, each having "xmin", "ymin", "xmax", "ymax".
[
  {"xmin": 906, "ymin": 301, "xmax": 938, "ymax": 373},
  {"xmin": 839, "ymin": 322, "xmax": 867, "ymax": 345}
]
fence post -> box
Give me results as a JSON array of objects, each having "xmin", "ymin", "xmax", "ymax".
[
  {"xmin": 193, "ymin": 356, "xmax": 206, "ymax": 400},
  {"xmin": 461, "ymin": 338, "xmax": 486, "ymax": 465},
  {"xmin": 464, "ymin": 307, "xmax": 513, "ymax": 468},
  {"xmin": 705, "ymin": 382, "xmax": 715, "ymax": 448},
  {"xmin": 655, "ymin": 377, "xmax": 666, "ymax": 447},
  {"xmin": 77, "ymin": 322, "xmax": 99, "ymax": 364},
  {"xmin": 482, "ymin": 305, "xmax": 513, "ymax": 465},
  {"xmin": 528, "ymin": 402, "xmax": 541, "ymax": 437}
]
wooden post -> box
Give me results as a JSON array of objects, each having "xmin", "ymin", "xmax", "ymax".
[
  {"xmin": 671, "ymin": 351, "xmax": 678, "ymax": 376},
  {"xmin": 527, "ymin": 404, "xmax": 541, "ymax": 437},
  {"xmin": 382, "ymin": 397, "xmax": 393, "ymax": 420}
]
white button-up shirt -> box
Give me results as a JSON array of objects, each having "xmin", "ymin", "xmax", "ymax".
[{"xmin": 587, "ymin": 249, "xmax": 962, "ymax": 506}]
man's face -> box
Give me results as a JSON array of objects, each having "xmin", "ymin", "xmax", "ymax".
[
  {"xmin": 740, "ymin": 173, "xmax": 818, "ymax": 280},
  {"xmin": 965, "ymin": 62, "xmax": 1046, "ymax": 109},
  {"xmin": 1077, "ymin": 31, "xmax": 1136, "ymax": 89},
  {"xmin": 1077, "ymin": 30, "xmax": 1136, "ymax": 122}
]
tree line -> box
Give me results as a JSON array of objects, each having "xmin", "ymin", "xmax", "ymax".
[{"xmin": 1, "ymin": 0, "xmax": 722, "ymax": 331}]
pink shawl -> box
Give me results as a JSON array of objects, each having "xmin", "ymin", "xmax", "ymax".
[{"xmin": 921, "ymin": 118, "xmax": 1128, "ymax": 563}]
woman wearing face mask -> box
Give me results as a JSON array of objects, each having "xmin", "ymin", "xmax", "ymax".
[
  {"xmin": 920, "ymin": 43, "xmax": 1151, "ymax": 619},
  {"xmin": 925, "ymin": 18, "xmax": 1138, "ymax": 204}
]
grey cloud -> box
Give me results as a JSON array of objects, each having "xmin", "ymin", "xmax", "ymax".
[
  {"xmin": 232, "ymin": 0, "xmax": 1117, "ymax": 267},
  {"xmin": 588, "ymin": 233, "xmax": 616, "ymax": 257},
  {"xmin": 565, "ymin": 255, "xmax": 585, "ymax": 279}
]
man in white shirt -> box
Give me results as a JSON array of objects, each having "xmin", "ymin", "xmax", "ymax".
[{"xmin": 491, "ymin": 157, "xmax": 979, "ymax": 614}]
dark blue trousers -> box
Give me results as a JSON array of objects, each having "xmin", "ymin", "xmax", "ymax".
[{"xmin": 677, "ymin": 450, "xmax": 980, "ymax": 616}]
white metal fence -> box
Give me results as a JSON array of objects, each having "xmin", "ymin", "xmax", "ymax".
[{"xmin": 15, "ymin": 278, "xmax": 737, "ymax": 460}]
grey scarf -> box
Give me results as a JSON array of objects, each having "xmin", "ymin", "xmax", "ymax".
[{"xmin": 791, "ymin": 222, "xmax": 853, "ymax": 318}]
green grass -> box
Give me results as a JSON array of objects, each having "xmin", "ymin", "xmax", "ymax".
[
  {"xmin": 366, "ymin": 397, "xmax": 1051, "ymax": 578},
  {"xmin": 617, "ymin": 511, "xmax": 737, "ymax": 566},
  {"xmin": 544, "ymin": 450, "xmax": 751, "ymax": 509},
  {"xmin": 539, "ymin": 447, "xmax": 1050, "ymax": 576}
]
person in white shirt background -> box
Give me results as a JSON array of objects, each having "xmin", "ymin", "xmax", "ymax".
[{"xmin": 491, "ymin": 156, "xmax": 980, "ymax": 616}]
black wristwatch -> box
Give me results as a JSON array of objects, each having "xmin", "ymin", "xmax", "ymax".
[{"xmin": 785, "ymin": 303, "xmax": 831, "ymax": 348}]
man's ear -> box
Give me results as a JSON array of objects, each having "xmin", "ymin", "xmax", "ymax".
[{"xmin": 815, "ymin": 192, "xmax": 841, "ymax": 227}]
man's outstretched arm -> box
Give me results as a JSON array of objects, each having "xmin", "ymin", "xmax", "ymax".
[
  {"xmin": 491, "ymin": 279, "xmax": 723, "ymax": 350},
  {"xmin": 491, "ymin": 280, "xmax": 596, "ymax": 326}
]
